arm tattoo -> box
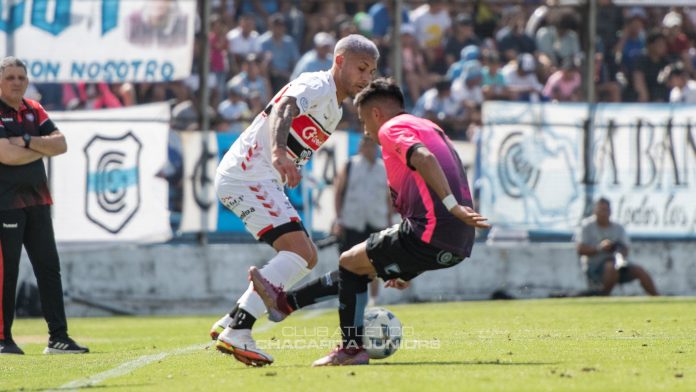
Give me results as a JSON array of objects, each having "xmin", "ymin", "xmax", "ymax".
[{"xmin": 269, "ymin": 97, "xmax": 300, "ymax": 150}]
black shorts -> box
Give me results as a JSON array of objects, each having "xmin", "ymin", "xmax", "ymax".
[{"xmin": 366, "ymin": 221, "xmax": 465, "ymax": 281}]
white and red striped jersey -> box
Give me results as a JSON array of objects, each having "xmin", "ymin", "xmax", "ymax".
[{"xmin": 217, "ymin": 70, "xmax": 342, "ymax": 182}]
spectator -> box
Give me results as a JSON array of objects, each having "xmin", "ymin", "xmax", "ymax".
[
  {"xmin": 332, "ymin": 137, "xmax": 392, "ymax": 307},
  {"xmin": 238, "ymin": 0, "xmax": 279, "ymax": 31},
  {"xmin": 218, "ymin": 86, "xmax": 251, "ymax": 134},
  {"xmin": 632, "ymin": 30, "xmax": 670, "ymax": 102},
  {"xmin": 412, "ymin": 78, "xmax": 467, "ymax": 138},
  {"xmin": 446, "ymin": 45, "xmax": 480, "ymax": 81},
  {"xmin": 258, "ymin": 13, "xmax": 300, "ymax": 91},
  {"xmin": 452, "ymin": 60, "xmax": 484, "ymax": 108},
  {"xmin": 226, "ymin": 13, "xmax": 260, "ymax": 72},
  {"xmin": 502, "ymin": 53, "xmax": 544, "ymax": 102},
  {"xmin": 496, "ymin": 11, "xmax": 537, "ymax": 63},
  {"xmin": 368, "ymin": 0, "xmax": 409, "ymax": 41},
  {"xmin": 63, "ymin": 82, "xmax": 122, "ymax": 110},
  {"xmin": 543, "ymin": 56, "xmax": 583, "ymax": 102},
  {"xmin": 400, "ymin": 24, "xmax": 430, "ymax": 108},
  {"xmin": 667, "ymin": 63, "xmax": 696, "ymax": 103},
  {"xmin": 576, "ymin": 198, "xmax": 658, "ymax": 296},
  {"xmin": 615, "ymin": 7, "xmax": 647, "ymax": 78},
  {"xmin": 210, "ymin": 14, "xmax": 229, "ymax": 97},
  {"xmin": 291, "ymin": 32, "xmax": 335, "ymax": 80},
  {"xmin": 481, "ymin": 51, "xmax": 511, "ymax": 101},
  {"xmin": 535, "ymin": 8, "xmax": 581, "ymax": 68},
  {"xmin": 445, "ymin": 14, "xmax": 481, "ymax": 67},
  {"xmin": 662, "ymin": 10, "xmax": 693, "ymax": 74},
  {"xmin": 410, "ymin": 1, "xmax": 451, "ymax": 71},
  {"xmin": 227, "ymin": 54, "xmax": 272, "ymax": 103}
]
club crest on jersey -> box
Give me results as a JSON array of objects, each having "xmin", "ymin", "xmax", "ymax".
[
  {"xmin": 25, "ymin": 112, "xmax": 34, "ymax": 122},
  {"xmin": 84, "ymin": 132, "xmax": 142, "ymax": 234}
]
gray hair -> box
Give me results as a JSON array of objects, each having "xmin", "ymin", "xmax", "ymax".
[
  {"xmin": 334, "ymin": 34, "xmax": 379, "ymax": 60},
  {"xmin": 0, "ymin": 56, "xmax": 27, "ymax": 76}
]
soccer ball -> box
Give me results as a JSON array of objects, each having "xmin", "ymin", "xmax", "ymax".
[{"xmin": 362, "ymin": 307, "xmax": 402, "ymax": 359}]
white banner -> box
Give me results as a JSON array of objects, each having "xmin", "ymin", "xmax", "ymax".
[
  {"xmin": 479, "ymin": 101, "xmax": 586, "ymax": 234},
  {"xmin": 50, "ymin": 103, "xmax": 172, "ymax": 242},
  {"xmin": 592, "ymin": 104, "xmax": 696, "ymax": 237},
  {"xmin": 1, "ymin": 0, "xmax": 195, "ymax": 82}
]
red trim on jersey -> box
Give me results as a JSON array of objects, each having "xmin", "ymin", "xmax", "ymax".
[
  {"xmin": 0, "ymin": 239, "xmax": 4, "ymax": 340},
  {"xmin": 257, "ymin": 224, "xmax": 274, "ymax": 238},
  {"xmin": 290, "ymin": 217, "xmax": 300, "ymax": 222},
  {"xmin": 23, "ymin": 99, "xmax": 50, "ymax": 126},
  {"xmin": 273, "ymin": 85, "xmax": 291, "ymax": 104},
  {"xmin": 291, "ymin": 115, "xmax": 329, "ymax": 151}
]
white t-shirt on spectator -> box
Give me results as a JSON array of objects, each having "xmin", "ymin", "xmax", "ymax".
[
  {"xmin": 670, "ymin": 80, "xmax": 696, "ymax": 103},
  {"xmin": 227, "ymin": 27, "xmax": 260, "ymax": 56},
  {"xmin": 451, "ymin": 79, "xmax": 484, "ymax": 106},
  {"xmin": 410, "ymin": 5, "xmax": 451, "ymax": 49},
  {"xmin": 501, "ymin": 63, "xmax": 543, "ymax": 98}
]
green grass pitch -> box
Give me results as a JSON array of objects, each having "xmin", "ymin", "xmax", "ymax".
[{"xmin": 2, "ymin": 297, "xmax": 694, "ymax": 391}]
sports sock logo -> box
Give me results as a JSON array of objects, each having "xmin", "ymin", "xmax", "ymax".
[{"xmin": 2, "ymin": 223, "xmax": 18, "ymax": 229}]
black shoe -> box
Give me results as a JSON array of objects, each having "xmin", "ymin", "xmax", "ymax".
[
  {"xmin": 44, "ymin": 336, "xmax": 89, "ymax": 354},
  {"xmin": 0, "ymin": 339, "xmax": 25, "ymax": 355}
]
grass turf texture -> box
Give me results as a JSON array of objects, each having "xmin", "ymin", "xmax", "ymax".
[{"xmin": 2, "ymin": 297, "xmax": 694, "ymax": 391}]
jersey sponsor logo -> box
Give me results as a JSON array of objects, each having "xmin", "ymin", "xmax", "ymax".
[
  {"xmin": 84, "ymin": 132, "xmax": 142, "ymax": 234},
  {"xmin": 291, "ymin": 114, "xmax": 329, "ymax": 151},
  {"xmin": 2, "ymin": 223, "xmax": 18, "ymax": 229},
  {"xmin": 1, "ymin": 117, "xmax": 13, "ymax": 122},
  {"xmin": 239, "ymin": 207, "xmax": 256, "ymax": 219}
]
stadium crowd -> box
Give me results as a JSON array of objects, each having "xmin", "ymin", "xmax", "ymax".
[{"xmin": 27, "ymin": 0, "xmax": 696, "ymax": 141}]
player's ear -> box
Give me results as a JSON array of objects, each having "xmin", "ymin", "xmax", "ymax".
[{"xmin": 334, "ymin": 53, "xmax": 345, "ymax": 68}]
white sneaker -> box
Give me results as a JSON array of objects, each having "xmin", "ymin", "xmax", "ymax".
[
  {"xmin": 209, "ymin": 314, "xmax": 233, "ymax": 340},
  {"xmin": 215, "ymin": 327, "xmax": 273, "ymax": 367}
]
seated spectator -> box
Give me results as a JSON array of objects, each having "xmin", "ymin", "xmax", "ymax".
[
  {"xmin": 226, "ymin": 13, "xmax": 261, "ymax": 72},
  {"xmin": 631, "ymin": 30, "xmax": 670, "ymax": 102},
  {"xmin": 667, "ymin": 63, "xmax": 696, "ymax": 103},
  {"xmin": 481, "ymin": 51, "xmax": 511, "ymax": 100},
  {"xmin": 258, "ymin": 13, "xmax": 300, "ymax": 91},
  {"xmin": 291, "ymin": 32, "xmax": 335, "ymax": 80},
  {"xmin": 662, "ymin": 10, "xmax": 693, "ymax": 74},
  {"xmin": 576, "ymin": 198, "xmax": 658, "ymax": 296},
  {"xmin": 227, "ymin": 53, "xmax": 271, "ymax": 103},
  {"xmin": 496, "ymin": 11, "xmax": 536, "ymax": 63},
  {"xmin": 543, "ymin": 56, "xmax": 583, "ymax": 102},
  {"xmin": 446, "ymin": 45, "xmax": 480, "ymax": 81},
  {"xmin": 412, "ymin": 78, "xmax": 467, "ymax": 139},
  {"xmin": 535, "ymin": 8, "xmax": 581, "ymax": 68},
  {"xmin": 615, "ymin": 7, "xmax": 647, "ymax": 80},
  {"xmin": 502, "ymin": 53, "xmax": 544, "ymax": 102},
  {"xmin": 171, "ymin": 90, "xmax": 216, "ymax": 131},
  {"xmin": 217, "ymin": 86, "xmax": 251, "ymax": 134},
  {"xmin": 445, "ymin": 14, "xmax": 481, "ymax": 67},
  {"xmin": 452, "ymin": 61, "xmax": 484, "ymax": 107}
]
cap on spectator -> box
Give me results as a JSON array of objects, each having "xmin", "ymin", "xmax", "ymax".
[
  {"xmin": 400, "ymin": 24, "xmax": 416, "ymax": 36},
  {"xmin": 626, "ymin": 7, "xmax": 647, "ymax": 21},
  {"xmin": 455, "ymin": 13, "xmax": 473, "ymax": 26},
  {"xmin": 663, "ymin": 11, "xmax": 682, "ymax": 28},
  {"xmin": 314, "ymin": 32, "xmax": 336, "ymax": 48},
  {"xmin": 518, "ymin": 53, "xmax": 536, "ymax": 73},
  {"xmin": 463, "ymin": 61, "xmax": 483, "ymax": 82},
  {"xmin": 460, "ymin": 45, "xmax": 480, "ymax": 61}
]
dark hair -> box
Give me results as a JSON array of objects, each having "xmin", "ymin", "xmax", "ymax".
[
  {"xmin": 353, "ymin": 77, "xmax": 404, "ymax": 109},
  {"xmin": 0, "ymin": 56, "xmax": 27, "ymax": 76},
  {"xmin": 597, "ymin": 197, "xmax": 611, "ymax": 208},
  {"xmin": 647, "ymin": 29, "xmax": 666, "ymax": 46}
]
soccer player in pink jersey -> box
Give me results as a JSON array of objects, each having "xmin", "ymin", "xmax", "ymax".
[{"xmin": 251, "ymin": 78, "xmax": 490, "ymax": 366}]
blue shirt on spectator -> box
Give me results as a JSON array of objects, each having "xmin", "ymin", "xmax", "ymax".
[
  {"xmin": 369, "ymin": 2, "xmax": 410, "ymax": 38},
  {"xmin": 291, "ymin": 50, "xmax": 333, "ymax": 80},
  {"xmin": 258, "ymin": 32, "xmax": 300, "ymax": 74}
]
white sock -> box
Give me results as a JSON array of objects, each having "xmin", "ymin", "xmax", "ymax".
[{"xmin": 237, "ymin": 251, "xmax": 311, "ymax": 319}]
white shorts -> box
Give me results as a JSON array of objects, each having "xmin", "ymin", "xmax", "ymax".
[{"xmin": 215, "ymin": 175, "xmax": 304, "ymax": 243}]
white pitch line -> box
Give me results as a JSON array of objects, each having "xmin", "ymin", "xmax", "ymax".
[
  {"xmin": 47, "ymin": 343, "xmax": 207, "ymax": 392},
  {"xmin": 48, "ymin": 311, "xmax": 327, "ymax": 391}
]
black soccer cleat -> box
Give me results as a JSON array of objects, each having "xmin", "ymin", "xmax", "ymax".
[
  {"xmin": 44, "ymin": 336, "xmax": 89, "ymax": 354},
  {"xmin": 0, "ymin": 339, "xmax": 25, "ymax": 355}
]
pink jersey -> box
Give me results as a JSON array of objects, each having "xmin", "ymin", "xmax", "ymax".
[{"xmin": 378, "ymin": 113, "xmax": 474, "ymax": 256}]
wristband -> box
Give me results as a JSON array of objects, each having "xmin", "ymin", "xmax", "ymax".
[{"xmin": 442, "ymin": 194, "xmax": 457, "ymax": 211}]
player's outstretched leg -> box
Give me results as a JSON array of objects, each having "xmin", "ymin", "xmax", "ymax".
[{"xmin": 251, "ymin": 269, "xmax": 342, "ymax": 322}]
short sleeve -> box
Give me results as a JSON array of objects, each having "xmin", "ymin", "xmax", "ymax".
[
  {"xmin": 379, "ymin": 124, "xmax": 424, "ymax": 168},
  {"xmin": 34, "ymin": 102, "xmax": 58, "ymax": 136},
  {"xmin": 283, "ymin": 77, "xmax": 330, "ymax": 115}
]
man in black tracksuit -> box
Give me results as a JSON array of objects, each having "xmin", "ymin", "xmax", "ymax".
[{"xmin": 0, "ymin": 57, "xmax": 88, "ymax": 355}]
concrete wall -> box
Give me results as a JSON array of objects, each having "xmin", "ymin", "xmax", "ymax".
[{"xmin": 18, "ymin": 241, "xmax": 696, "ymax": 316}]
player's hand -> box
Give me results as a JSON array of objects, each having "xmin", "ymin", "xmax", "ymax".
[
  {"xmin": 599, "ymin": 239, "xmax": 614, "ymax": 252},
  {"xmin": 450, "ymin": 205, "xmax": 491, "ymax": 229},
  {"xmin": 384, "ymin": 278, "xmax": 410, "ymax": 290},
  {"xmin": 8, "ymin": 136, "xmax": 24, "ymax": 146},
  {"xmin": 272, "ymin": 148, "xmax": 301, "ymax": 188}
]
